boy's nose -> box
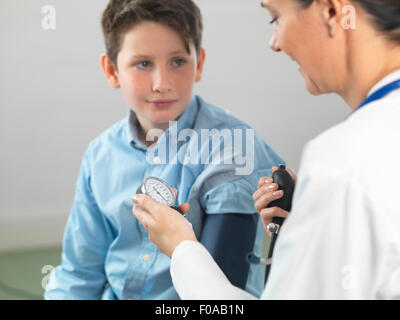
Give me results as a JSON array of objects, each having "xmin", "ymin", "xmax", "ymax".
[{"xmin": 152, "ymin": 67, "xmax": 172, "ymax": 93}]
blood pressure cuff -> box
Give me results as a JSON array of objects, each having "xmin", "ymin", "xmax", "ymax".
[
  {"xmin": 200, "ymin": 213, "xmax": 259, "ymax": 290},
  {"xmin": 184, "ymin": 167, "xmax": 284, "ymax": 297}
]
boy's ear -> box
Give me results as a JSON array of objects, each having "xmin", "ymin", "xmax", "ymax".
[
  {"xmin": 99, "ymin": 53, "xmax": 120, "ymax": 89},
  {"xmin": 195, "ymin": 48, "xmax": 206, "ymax": 82}
]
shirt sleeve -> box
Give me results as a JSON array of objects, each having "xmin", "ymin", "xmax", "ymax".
[
  {"xmin": 200, "ymin": 132, "xmax": 285, "ymax": 215},
  {"xmin": 201, "ymin": 177, "xmax": 259, "ymax": 214},
  {"xmin": 44, "ymin": 147, "xmax": 114, "ymax": 300},
  {"xmin": 170, "ymin": 241, "xmax": 258, "ymax": 300}
]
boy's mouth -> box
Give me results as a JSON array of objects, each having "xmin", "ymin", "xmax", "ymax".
[{"xmin": 148, "ymin": 99, "xmax": 178, "ymax": 109}]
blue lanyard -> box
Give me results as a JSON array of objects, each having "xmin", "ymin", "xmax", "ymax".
[{"xmin": 353, "ymin": 79, "xmax": 400, "ymax": 114}]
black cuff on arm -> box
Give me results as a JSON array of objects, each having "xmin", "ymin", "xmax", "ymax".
[{"xmin": 199, "ymin": 213, "xmax": 259, "ymax": 290}]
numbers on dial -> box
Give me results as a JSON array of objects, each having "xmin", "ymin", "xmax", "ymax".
[{"xmin": 144, "ymin": 177, "xmax": 175, "ymax": 207}]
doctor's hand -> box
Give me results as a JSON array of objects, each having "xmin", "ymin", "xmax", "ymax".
[
  {"xmin": 253, "ymin": 166, "xmax": 297, "ymax": 237},
  {"xmin": 131, "ymin": 189, "xmax": 197, "ymax": 258}
]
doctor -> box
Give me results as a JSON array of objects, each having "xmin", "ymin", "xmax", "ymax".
[{"xmin": 132, "ymin": 0, "xmax": 400, "ymax": 299}]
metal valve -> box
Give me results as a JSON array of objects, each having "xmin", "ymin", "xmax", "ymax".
[{"xmin": 267, "ymin": 222, "xmax": 280, "ymax": 234}]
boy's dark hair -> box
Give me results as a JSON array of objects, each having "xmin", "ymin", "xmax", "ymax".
[{"xmin": 101, "ymin": 0, "xmax": 203, "ymax": 69}]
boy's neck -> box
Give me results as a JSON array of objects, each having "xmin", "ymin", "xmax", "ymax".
[{"xmin": 136, "ymin": 116, "xmax": 170, "ymax": 147}]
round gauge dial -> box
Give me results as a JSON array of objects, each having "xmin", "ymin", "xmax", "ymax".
[{"xmin": 142, "ymin": 177, "xmax": 176, "ymax": 207}]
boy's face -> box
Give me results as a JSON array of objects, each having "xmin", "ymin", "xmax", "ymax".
[{"xmin": 101, "ymin": 21, "xmax": 205, "ymax": 132}]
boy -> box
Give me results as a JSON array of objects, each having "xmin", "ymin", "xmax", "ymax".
[{"xmin": 45, "ymin": 0, "xmax": 284, "ymax": 299}]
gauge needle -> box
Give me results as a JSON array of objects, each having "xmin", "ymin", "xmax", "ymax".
[{"xmin": 153, "ymin": 187, "xmax": 167, "ymax": 202}]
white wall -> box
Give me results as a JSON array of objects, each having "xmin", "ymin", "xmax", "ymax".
[{"xmin": 0, "ymin": 0, "xmax": 349, "ymax": 252}]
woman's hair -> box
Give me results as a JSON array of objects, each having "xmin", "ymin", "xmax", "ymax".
[
  {"xmin": 295, "ymin": 0, "xmax": 400, "ymax": 44},
  {"xmin": 101, "ymin": 0, "xmax": 203, "ymax": 69}
]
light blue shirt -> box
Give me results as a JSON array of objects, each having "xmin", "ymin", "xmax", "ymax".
[{"xmin": 45, "ymin": 95, "xmax": 285, "ymax": 300}]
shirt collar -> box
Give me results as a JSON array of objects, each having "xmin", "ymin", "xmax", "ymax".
[
  {"xmin": 367, "ymin": 69, "xmax": 400, "ymax": 97},
  {"xmin": 125, "ymin": 95, "xmax": 199, "ymax": 149}
]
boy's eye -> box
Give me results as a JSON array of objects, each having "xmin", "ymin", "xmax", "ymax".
[
  {"xmin": 172, "ymin": 58, "xmax": 186, "ymax": 67},
  {"xmin": 136, "ymin": 61, "xmax": 151, "ymax": 68},
  {"xmin": 269, "ymin": 17, "xmax": 278, "ymax": 24}
]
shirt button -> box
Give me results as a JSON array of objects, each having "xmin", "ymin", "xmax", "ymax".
[
  {"xmin": 142, "ymin": 254, "xmax": 151, "ymax": 262},
  {"xmin": 153, "ymin": 156, "xmax": 161, "ymax": 164}
]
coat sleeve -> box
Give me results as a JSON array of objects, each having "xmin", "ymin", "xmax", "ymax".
[{"xmin": 170, "ymin": 240, "xmax": 258, "ymax": 300}]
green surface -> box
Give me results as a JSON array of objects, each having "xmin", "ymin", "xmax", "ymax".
[{"xmin": 0, "ymin": 247, "xmax": 62, "ymax": 300}]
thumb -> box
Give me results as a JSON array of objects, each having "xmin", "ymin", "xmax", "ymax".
[
  {"xmin": 172, "ymin": 188, "xmax": 189, "ymax": 214},
  {"xmin": 178, "ymin": 203, "xmax": 190, "ymax": 215}
]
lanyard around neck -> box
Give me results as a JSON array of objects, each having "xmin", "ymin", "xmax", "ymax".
[{"xmin": 353, "ymin": 79, "xmax": 400, "ymax": 114}]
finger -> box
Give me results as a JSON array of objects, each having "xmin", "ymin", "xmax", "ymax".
[
  {"xmin": 179, "ymin": 203, "xmax": 190, "ymax": 215},
  {"xmin": 132, "ymin": 194, "xmax": 159, "ymax": 219},
  {"xmin": 253, "ymin": 182, "xmax": 278, "ymax": 201},
  {"xmin": 272, "ymin": 166, "xmax": 279, "ymax": 173},
  {"xmin": 258, "ymin": 176, "xmax": 273, "ymax": 188},
  {"xmin": 260, "ymin": 207, "xmax": 289, "ymax": 220},
  {"xmin": 132, "ymin": 205, "xmax": 156, "ymax": 230},
  {"xmin": 254, "ymin": 189, "xmax": 284, "ymax": 212},
  {"xmin": 172, "ymin": 188, "xmax": 188, "ymax": 214},
  {"xmin": 259, "ymin": 207, "xmax": 289, "ymax": 235}
]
